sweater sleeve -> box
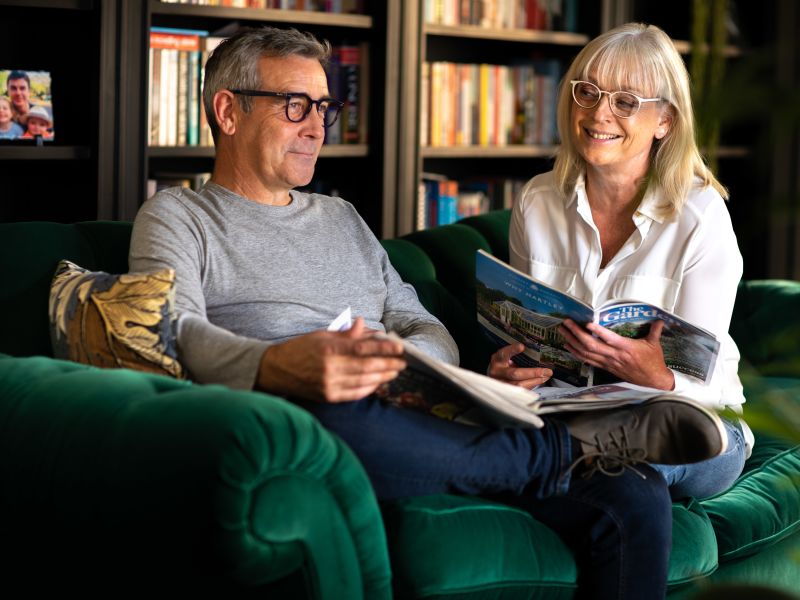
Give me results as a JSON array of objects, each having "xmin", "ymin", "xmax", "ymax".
[
  {"xmin": 129, "ymin": 192, "xmax": 270, "ymax": 390},
  {"xmin": 379, "ymin": 248, "xmax": 460, "ymax": 366}
]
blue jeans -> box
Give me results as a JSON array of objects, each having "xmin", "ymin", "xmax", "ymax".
[
  {"xmin": 652, "ymin": 418, "xmax": 746, "ymax": 500},
  {"xmin": 299, "ymin": 396, "xmax": 673, "ymax": 600}
]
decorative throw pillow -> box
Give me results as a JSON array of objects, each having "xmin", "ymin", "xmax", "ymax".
[{"xmin": 49, "ymin": 260, "xmax": 185, "ymax": 378}]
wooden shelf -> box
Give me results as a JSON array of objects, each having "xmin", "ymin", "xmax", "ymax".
[
  {"xmin": 672, "ymin": 39, "xmax": 742, "ymax": 58},
  {"xmin": 421, "ymin": 145, "xmax": 557, "ymax": 159},
  {"xmin": 148, "ymin": 144, "xmax": 368, "ymax": 158},
  {"xmin": 424, "ymin": 23, "xmax": 588, "ymax": 45},
  {"xmin": 150, "ymin": 1, "xmax": 372, "ymax": 29},
  {"xmin": 1, "ymin": 0, "xmax": 93, "ymax": 8},
  {"xmin": 0, "ymin": 146, "xmax": 91, "ymax": 160},
  {"xmin": 708, "ymin": 146, "xmax": 750, "ymax": 159}
]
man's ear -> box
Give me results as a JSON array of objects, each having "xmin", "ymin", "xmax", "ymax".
[{"xmin": 213, "ymin": 90, "xmax": 238, "ymax": 136}]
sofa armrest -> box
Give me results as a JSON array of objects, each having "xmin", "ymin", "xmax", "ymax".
[{"xmin": 0, "ymin": 355, "xmax": 391, "ymax": 599}]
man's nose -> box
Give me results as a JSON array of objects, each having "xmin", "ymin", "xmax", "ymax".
[{"xmin": 302, "ymin": 108, "xmax": 325, "ymax": 136}]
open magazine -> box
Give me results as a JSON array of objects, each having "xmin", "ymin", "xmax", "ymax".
[
  {"xmin": 328, "ymin": 308, "xmax": 696, "ymax": 429},
  {"xmin": 377, "ymin": 332, "xmax": 673, "ymax": 429},
  {"xmin": 475, "ymin": 250, "xmax": 720, "ymax": 387}
]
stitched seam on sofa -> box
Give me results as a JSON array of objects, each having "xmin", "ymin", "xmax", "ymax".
[
  {"xmin": 665, "ymin": 564, "xmax": 720, "ymax": 588},
  {"xmin": 718, "ymin": 520, "xmax": 800, "ymax": 560},
  {"xmin": 413, "ymin": 579, "xmax": 578, "ymax": 597},
  {"xmin": 403, "ymin": 504, "xmax": 535, "ymax": 520},
  {"xmin": 700, "ymin": 445, "xmax": 800, "ymax": 502}
]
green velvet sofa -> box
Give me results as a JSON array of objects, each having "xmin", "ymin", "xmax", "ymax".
[{"xmin": 1, "ymin": 213, "xmax": 798, "ymax": 598}]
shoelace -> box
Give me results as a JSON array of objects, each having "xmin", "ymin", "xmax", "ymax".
[{"xmin": 566, "ymin": 427, "xmax": 649, "ymax": 480}]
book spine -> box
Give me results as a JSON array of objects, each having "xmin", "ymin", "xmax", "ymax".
[
  {"xmin": 187, "ymin": 50, "xmax": 200, "ymax": 146},
  {"xmin": 420, "ymin": 61, "xmax": 430, "ymax": 148},
  {"xmin": 325, "ymin": 47, "xmax": 342, "ymax": 145},
  {"xmin": 177, "ymin": 50, "xmax": 188, "ymax": 146},
  {"xmin": 357, "ymin": 41, "xmax": 369, "ymax": 144},
  {"xmin": 339, "ymin": 44, "xmax": 360, "ymax": 144}
]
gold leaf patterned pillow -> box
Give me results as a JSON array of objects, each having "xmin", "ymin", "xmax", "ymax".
[{"xmin": 48, "ymin": 260, "xmax": 185, "ymax": 378}]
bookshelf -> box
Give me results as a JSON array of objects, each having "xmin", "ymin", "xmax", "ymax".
[
  {"xmin": 0, "ymin": 0, "xmax": 117, "ymax": 223},
  {"xmin": 139, "ymin": 0, "xmax": 399, "ymax": 237},
  {"xmin": 395, "ymin": 1, "xmax": 598, "ymax": 235},
  {"xmin": 0, "ymin": 0, "xmax": 791, "ymax": 278},
  {"xmin": 394, "ymin": 0, "xmax": 772, "ymax": 248}
]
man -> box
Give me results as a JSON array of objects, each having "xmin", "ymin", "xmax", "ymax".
[
  {"xmin": 6, "ymin": 70, "xmax": 33, "ymax": 127},
  {"xmin": 130, "ymin": 27, "xmax": 726, "ymax": 598}
]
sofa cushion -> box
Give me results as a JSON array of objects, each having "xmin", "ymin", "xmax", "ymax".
[
  {"xmin": 667, "ymin": 498, "xmax": 719, "ymax": 585},
  {"xmin": 382, "ymin": 493, "xmax": 720, "ymax": 598},
  {"xmin": 701, "ymin": 438, "xmax": 800, "ymax": 562},
  {"xmin": 382, "ymin": 494, "xmax": 577, "ymax": 599},
  {"xmin": 49, "ymin": 259, "xmax": 184, "ymax": 378}
]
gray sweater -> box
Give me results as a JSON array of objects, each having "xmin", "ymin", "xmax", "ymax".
[{"xmin": 129, "ymin": 183, "xmax": 459, "ymax": 389}]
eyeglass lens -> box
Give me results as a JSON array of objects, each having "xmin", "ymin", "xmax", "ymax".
[
  {"xmin": 572, "ymin": 82, "xmax": 640, "ymax": 118},
  {"xmin": 285, "ymin": 94, "xmax": 341, "ymax": 127}
]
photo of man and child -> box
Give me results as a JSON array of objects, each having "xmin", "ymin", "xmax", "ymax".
[{"xmin": 0, "ymin": 69, "xmax": 54, "ymax": 141}]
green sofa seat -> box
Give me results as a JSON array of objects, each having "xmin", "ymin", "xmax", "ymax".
[{"xmin": 1, "ymin": 214, "xmax": 798, "ymax": 598}]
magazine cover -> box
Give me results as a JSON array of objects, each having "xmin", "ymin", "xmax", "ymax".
[
  {"xmin": 0, "ymin": 69, "xmax": 54, "ymax": 141},
  {"xmin": 597, "ymin": 303, "xmax": 720, "ymax": 383},
  {"xmin": 475, "ymin": 250, "xmax": 720, "ymax": 386},
  {"xmin": 476, "ymin": 249, "xmax": 595, "ymax": 385}
]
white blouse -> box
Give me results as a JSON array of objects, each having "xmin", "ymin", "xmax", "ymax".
[{"xmin": 510, "ymin": 171, "xmax": 746, "ymax": 413}]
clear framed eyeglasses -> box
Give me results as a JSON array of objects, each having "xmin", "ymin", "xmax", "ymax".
[
  {"xmin": 228, "ymin": 89, "xmax": 344, "ymax": 128},
  {"xmin": 570, "ymin": 80, "xmax": 662, "ymax": 118}
]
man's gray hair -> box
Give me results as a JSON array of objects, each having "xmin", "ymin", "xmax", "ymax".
[{"xmin": 202, "ymin": 26, "xmax": 331, "ymax": 144}]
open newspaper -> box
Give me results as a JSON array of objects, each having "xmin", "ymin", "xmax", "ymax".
[
  {"xmin": 475, "ymin": 250, "xmax": 720, "ymax": 387},
  {"xmin": 377, "ymin": 332, "xmax": 673, "ymax": 428}
]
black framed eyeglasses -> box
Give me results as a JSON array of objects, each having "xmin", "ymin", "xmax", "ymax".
[
  {"xmin": 570, "ymin": 80, "xmax": 662, "ymax": 118},
  {"xmin": 228, "ymin": 89, "xmax": 343, "ymax": 128}
]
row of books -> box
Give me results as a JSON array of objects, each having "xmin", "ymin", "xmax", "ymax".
[
  {"xmin": 420, "ymin": 59, "xmax": 560, "ymax": 148},
  {"xmin": 147, "ymin": 27, "xmax": 369, "ymax": 148},
  {"xmin": 423, "ymin": 0, "xmax": 579, "ymax": 32},
  {"xmin": 146, "ymin": 172, "xmax": 212, "ymax": 199},
  {"xmin": 148, "ymin": 28, "xmax": 220, "ymax": 147},
  {"xmin": 157, "ymin": 0, "xmax": 364, "ymax": 12},
  {"xmin": 417, "ymin": 173, "xmax": 528, "ymax": 230}
]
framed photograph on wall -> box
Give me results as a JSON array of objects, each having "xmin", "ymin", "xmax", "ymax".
[{"xmin": 0, "ymin": 69, "xmax": 54, "ymax": 141}]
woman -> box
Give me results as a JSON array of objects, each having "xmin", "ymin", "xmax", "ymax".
[{"xmin": 489, "ymin": 22, "xmax": 750, "ymax": 596}]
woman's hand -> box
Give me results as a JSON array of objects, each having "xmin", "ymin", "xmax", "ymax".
[
  {"xmin": 560, "ymin": 319, "xmax": 675, "ymax": 390},
  {"xmin": 487, "ymin": 343, "xmax": 553, "ymax": 388}
]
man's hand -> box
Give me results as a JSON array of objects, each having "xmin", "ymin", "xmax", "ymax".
[
  {"xmin": 487, "ymin": 343, "xmax": 553, "ymax": 388},
  {"xmin": 256, "ymin": 318, "xmax": 407, "ymax": 403},
  {"xmin": 560, "ymin": 319, "xmax": 675, "ymax": 390}
]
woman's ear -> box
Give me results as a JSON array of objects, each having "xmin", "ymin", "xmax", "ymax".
[{"xmin": 654, "ymin": 106, "xmax": 674, "ymax": 140}]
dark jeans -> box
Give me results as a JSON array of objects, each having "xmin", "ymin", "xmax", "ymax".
[{"xmin": 300, "ymin": 396, "xmax": 671, "ymax": 600}]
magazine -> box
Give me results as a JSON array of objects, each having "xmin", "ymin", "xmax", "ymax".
[
  {"xmin": 475, "ymin": 250, "xmax": 720, "ymax": 387},
  {"xmin": 378, "ymin": 332, "xmax": 671, "ymax": 429}
]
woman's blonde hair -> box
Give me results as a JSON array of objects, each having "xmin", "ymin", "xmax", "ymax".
[{"xmin": 553, "ymin": 22, "xmax": 727, "ymax": 216}]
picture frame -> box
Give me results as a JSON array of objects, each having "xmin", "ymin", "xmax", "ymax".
[{"xmin": 0, "ymin": 69, "xmax": 54, "ymax": 142}]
